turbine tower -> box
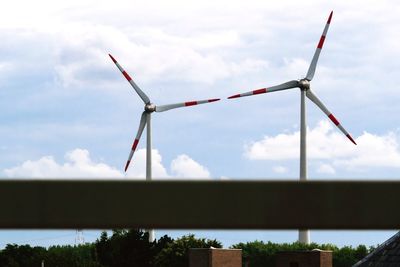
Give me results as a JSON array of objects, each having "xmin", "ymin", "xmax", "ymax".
[
  {"xmin": 109, "ymin": 54, "xmax": 220, "ymax": 241},
  {"xmin": 228, "ymin": 11, "xmax": 356, "ymax": 244}
]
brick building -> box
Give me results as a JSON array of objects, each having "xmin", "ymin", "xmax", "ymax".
[
  {"xmin": 275, "ymin": 249, "xmax": 332, "ymax": 267},
  {"xmin": 189, "ymin": 248, "xmax": 242, "ymax": 267}
]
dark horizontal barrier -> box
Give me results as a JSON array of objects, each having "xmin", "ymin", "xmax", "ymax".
[{"xmin": 0, "ymin": 180, "xmax": 399, "ymax": 229}]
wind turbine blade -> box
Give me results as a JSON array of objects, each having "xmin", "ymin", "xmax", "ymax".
[
  {"xmin": 306, "ymin": 89, "xmax": 356, "ymax": 145},
  {"xmin": 228, "ymin": 80, "xmax": 299, "ymax": 99},
  {"xmin": 155, "ymin": 98, "xmax": 220, "ymax": 112},
  {"xmin": 125, "ymin": 112, "xmax": 147, "ymax": 172},
  {"xmin": 109, "ymin": 54, "xmax": 151, "ymax": 104},
  {"xmin": 305, "ymin": 11, "xmax": 333, "ymax": 81}
]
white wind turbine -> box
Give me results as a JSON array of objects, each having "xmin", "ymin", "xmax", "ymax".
[
  {"xmin": 228, "ymin": 11, "xmax": 356, "ymax": 244},
  {"xmin": 109, "ymin": 54, "xmax": 220, "ymax": 241}
]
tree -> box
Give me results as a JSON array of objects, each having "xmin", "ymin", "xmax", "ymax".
[
  {"xmin": 154, "ymin": 234, "xmax": 222, "ymax": 267},
  {"xmin": 0, "ymin": 232, "xmax": 373, "ymax": 267},
  {"xmin": 95, "ymin": 229, "xmax": 155, "ymax": 267},
  {"xmin": 95, "ymin": 231, "xmax": 113, "ymax": 266},
  {"xmin": 232, "ymin": 241, "xmax": 371, "ymax": 267},
  {"xmin": 45, "ymin": 244, "xmax": 100, "ymax": 267},
  {"xmin": 333, "ymin": 245, "xmax": 369, "ymax": 267},
  {"xmin": 0, "ymin": 244, "xmax": 46, "ymax": 267}
]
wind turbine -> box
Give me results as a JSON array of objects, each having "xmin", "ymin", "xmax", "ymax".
[
  {"xmin": 109, "ymin": 54, "xmax": 220, "ymax": 241},
  {"xmin": 228, "ymin": 11, "xmax": 356, "ymax": 244}
]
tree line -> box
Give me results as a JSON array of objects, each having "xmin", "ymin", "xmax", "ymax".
[
  {"xmin": 233, "ymin": 241, "xmax": 373, "ymax": 267},
  {"xmin": 0, "ymin": 229, "xmax": 374, "ymax": 267}
]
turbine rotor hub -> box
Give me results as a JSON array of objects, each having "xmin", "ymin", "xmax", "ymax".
[
  {"xmin": 299, "ymin": 79, "xmax": 310, "ymax": 91},
  {"xmin": 144, "ymin": 103, "xmax": 156, "ymax": 113}
]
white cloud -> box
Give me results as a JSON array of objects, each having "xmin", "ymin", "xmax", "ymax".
[
  {"xmin": 245, "ymin": 120, "xmax": 400, "ymax": 171},
  {"xmin": 3, "ymin": 148, "xmax": 211, "ymax": 179},
  {"xmin": 1, "ymin": 0, "xmax": 399, "ymax": 105},
  {"xmin": 334, "ymin": 132, "xmax": 400, "ymax": 169},
  {"xmin": 4, "ymin": 149, "xmax": 122, "ymax": 178},
  {"xmin": 273, "ymin": 166, "xmax": 288, "ymax": 174},
  {"xmin": 245, "ymin": 130, "xmax": 300, "ymax": 161},
  {"xmin": 170, "ymin": 154, "xmax": 210, "ymax": 179},
  {"xmin": 317, "ymin": 163, "xmax": 336, "ymax": 174},
  {"xmin": 52, "ymin": 24, "xmax": 269, "ymax": 87},
  {"xmin": 282, "ymin": 58, "xmax": 310, "ymax": 79},
  {"xmin": 125, "ymin": 149, "xmax": 169, "ymax": 179},
  {"xmin": 0, "ymin": 23, "xmax": 270, "ymax": 93}
]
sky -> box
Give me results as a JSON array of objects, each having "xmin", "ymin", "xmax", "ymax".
[{"xmin": 0, "ymin": 0, "xmax": 400, "ymax": 248}]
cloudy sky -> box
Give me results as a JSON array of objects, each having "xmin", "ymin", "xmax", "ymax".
[{"xmin": 0, "ymin": 0, "xmax": 399, "ymax": 247}]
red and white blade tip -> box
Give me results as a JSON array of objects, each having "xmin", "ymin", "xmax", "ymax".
[
  {"xmin": 108, "ymin": 54, "xmax": 117, "ymax": 63},
  {"xmin": 184, "ymin": 99, "xmax": 220, "ymax": 106},
  {"xmin": 124, "ymin": 161, "xmax": 131, "ymax": 172},
  {"xmin": 228, "ymin": 88, "xmax": 267, "ymax": 99},
  {"xmin": 346, "ymin": 134, "xmax": 357, "ymax": 145},
  {"xmin": 327, "ymin": 11, "xmax": 333, "ymax": 24},
  {"xmin": 125, "ymin": 139, "xmax": 140, "ymax": 172},
  {"xmin": 228, "ymin": 94, "xmax": 241, "ymax": 99},
  {"xmin": 328, "ymin": 114, "xmax": 357, "ymax": 145}
]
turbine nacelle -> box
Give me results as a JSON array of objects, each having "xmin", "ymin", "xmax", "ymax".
[
  {"xmin": 298, "ymin": 79, "xmax": 310, "ymax": 91},
  {"xmin": 144, "ymin": 103, "xmax": 156, "ymax": 113}
]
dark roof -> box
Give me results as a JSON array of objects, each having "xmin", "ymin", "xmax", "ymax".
[{"xmin": 353, "ymin": 231, "xmax": 400, "ymax": 267}]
